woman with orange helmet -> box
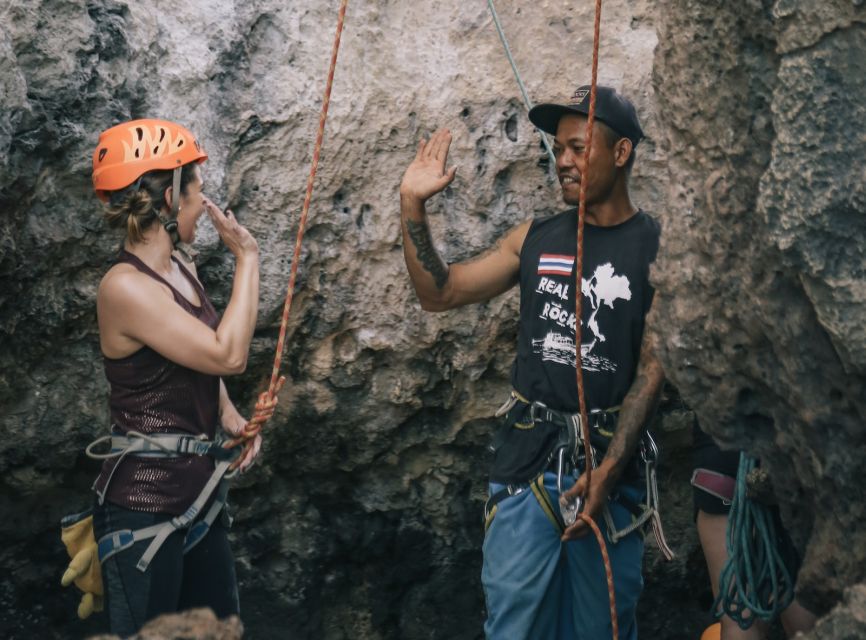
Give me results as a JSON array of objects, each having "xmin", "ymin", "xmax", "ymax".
[{"xmin": 87, "ymin": 118, "xmax": 264, "ymax": 634}]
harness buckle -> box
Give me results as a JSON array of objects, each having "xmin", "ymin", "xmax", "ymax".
[{"xmin": 528, "ymin": 400, "xmax": 549, "ymax": 424}]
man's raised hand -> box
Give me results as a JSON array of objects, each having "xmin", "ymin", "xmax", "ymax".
[{"xmin": 400, "ymin": 128, "xmax": 458, "ymax": 202}]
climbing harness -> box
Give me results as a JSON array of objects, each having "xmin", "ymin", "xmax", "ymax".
[
  {"xmin": 483, "ymin": 474, "xmax": 563, "ymax": 534},
  {"xmin": 486, "ymin": 0, "xmax": 557, "ymax": 168},
  {"xmin": 713, "ymin": 454, "xmax": 796, "ymax": 629},
  {"xmin": 690, "ymin": 467, "xmax": 735, "ymax": 506},
  {"xmin": 87, "ymin": 431, "xmax": 236, "ymax": 500},
  {"xmin": 489, "ymin": 391, "xmax": 675, "ymax": 560},
  {"xmin": 85, "ymin": 430, "xmax": 240, "ymax": 572}
]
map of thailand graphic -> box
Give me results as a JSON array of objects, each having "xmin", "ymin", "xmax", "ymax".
[{"xmin": 532, "ymin": 262, "xmax": 631, "ymax": 372}]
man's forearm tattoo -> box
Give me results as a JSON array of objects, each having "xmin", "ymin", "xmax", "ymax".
[
  {"xmin": 406, "ymin": 218, "xmax": 449, "ymax": 289},
  {"xmin": 605, "ymin": 329, "xmax": 664, "ymax": 470}
]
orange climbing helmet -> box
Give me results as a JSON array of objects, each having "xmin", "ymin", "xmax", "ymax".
[
  {"xmin": 700, "ymin": 622, "xmax": 721, "ymax": 640},
  {"xmin": 92, "ymin": 118, "xmax": 207, "ymax": 202}
]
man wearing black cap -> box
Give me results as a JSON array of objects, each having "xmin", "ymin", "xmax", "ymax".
[{"xmin": 399, "ymin": 85, "xmax": 663, "ymax": 639}]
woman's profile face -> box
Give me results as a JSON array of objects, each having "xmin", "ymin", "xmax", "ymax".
[{"xmin": 176, "ymin": 164, "xmax": 206, "ymax": 244}]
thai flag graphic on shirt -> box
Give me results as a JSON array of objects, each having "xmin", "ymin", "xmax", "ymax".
[{"xmin": 537, "ymin": 254, "xmax": 575, "ymax": 276}]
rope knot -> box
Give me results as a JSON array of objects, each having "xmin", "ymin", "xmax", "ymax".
[{"xmin": 224, "ymin": 376, "xmax": 286, "ymax": 469}]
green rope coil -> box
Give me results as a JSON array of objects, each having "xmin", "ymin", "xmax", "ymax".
[{"xmin": 713, "ymin": 453, "xmax": 796, "ymax": 629}]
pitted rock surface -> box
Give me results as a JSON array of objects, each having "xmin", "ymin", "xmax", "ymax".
[
  {"xmin": 0, "ymin": 1, "xmax": 862, "ymax": 638},
  {"xmin": 653, "ymin": 0, "xmax": 866, "ymax": 615}
]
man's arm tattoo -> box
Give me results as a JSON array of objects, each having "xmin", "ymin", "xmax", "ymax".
[
  {"xmin": 604, "ymin": 328, "xmax": 665, "ymax": 473},
  {"xmin": 406, "ymin": 218, "xmax": 449, "ymax": 289}
]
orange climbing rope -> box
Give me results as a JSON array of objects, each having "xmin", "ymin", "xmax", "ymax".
[
  {"xmin": 573, "ymin": 0, "xmax": 619, "ymax": 638},
  {"xmin": 224, "ymin": 0, "xmax": 350, "ymax": 468}
]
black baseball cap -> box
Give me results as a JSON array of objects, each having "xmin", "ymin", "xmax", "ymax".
[{"xmin": 529, "ymin": 85, "xmax": 644, "ymax": 147}]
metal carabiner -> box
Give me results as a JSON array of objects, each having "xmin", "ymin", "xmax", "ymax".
[
  {"xmin": 557, "ymin": 447, "xmax": 582, "ymax": 527},
  {"xmin": 640, "ymin": 430, "xmax": 659, "ymax": 465}
]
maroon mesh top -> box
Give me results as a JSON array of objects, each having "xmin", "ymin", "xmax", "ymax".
[{"xmin": 94, "ymin": 250, "xmax": 221, "ymax": 515}]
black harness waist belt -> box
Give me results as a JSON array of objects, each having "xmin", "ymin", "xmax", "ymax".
[{"xmin": 490, "ymin": 390, "xmax": 620, "ymax": 460}]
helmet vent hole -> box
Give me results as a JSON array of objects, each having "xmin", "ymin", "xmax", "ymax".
[
  {"xmin": 134, "ymin": 149, "xmax": 140, "ymax": 158},
  {"xmin": 178, "ymin": 139, "xmax": 184, "ymax": 147},
  {"xmin": 153, "ymin": 146, "xmax": 159, "ymax": 154},
  {"xmin": 136, "ymin": 127, "xmax": 143, "ymax": 141},
  {"xmin": 98, "ymin": 148, "xmax": 108, "ymax": 162},
  {"xmin": 159, "ymin": 129, "xmax": 166, "ymax": 142}
]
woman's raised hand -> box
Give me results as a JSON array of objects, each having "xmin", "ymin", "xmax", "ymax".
[{"xmin": 202, "ymin": 197, "xmax": 258, "ymax": 259}]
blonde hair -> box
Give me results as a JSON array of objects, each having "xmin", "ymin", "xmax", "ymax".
[{"xmin": 104, "ymin": 187, "xmax": 158, "ymax": 244}]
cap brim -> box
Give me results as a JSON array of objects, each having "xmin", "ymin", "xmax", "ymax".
[{"xmin": 528, "ymin": 103, "xmax": 590, "ymax": 136}]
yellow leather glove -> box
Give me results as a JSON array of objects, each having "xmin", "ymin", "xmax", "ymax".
[{"xmin": 60, "ymin": 511, "xmax": 104, "ymax": 619}]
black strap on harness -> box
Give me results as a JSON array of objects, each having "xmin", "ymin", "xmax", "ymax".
[{"xmin": 490, "ymin": 391, "xmax": 617, "ymax": 470}]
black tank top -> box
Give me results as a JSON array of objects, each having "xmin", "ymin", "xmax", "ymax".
[
  {"xmin": 512, "ymin": 208, "xmax": 660, "ymax": 410},
  {"xmin": 491, "ymin": 209, "xmax": 660, "ymax": 482},
  {"xmin": 94, "ymin": 250, "xmax": 221, "ymax": 515}
]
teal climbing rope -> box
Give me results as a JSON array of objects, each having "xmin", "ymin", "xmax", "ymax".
[
  {"xmin": 713, "ymin": 453, "xmax": 796, "ymax": 629},
  {"xmin": 486, "ymin": 0, "xmax": 557, "ymax": 168}
]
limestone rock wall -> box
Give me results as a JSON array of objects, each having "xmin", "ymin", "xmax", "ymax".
[
  {"xmin": 0, "ymin": 2, "xmax": 667, "ymax": 638},
  {"xmin": 2, "ymin": 0, "xmax": 864, "ymax": 638},
  {"xmin": 652, "ymin": 0, "xmax": 866, "ymax": 616}
]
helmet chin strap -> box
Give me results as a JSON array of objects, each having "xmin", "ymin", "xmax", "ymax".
[{"xmin": 155, "ymin": 166, "xmax": 197, "ymax": 263}]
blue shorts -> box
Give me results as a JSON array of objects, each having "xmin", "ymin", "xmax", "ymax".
[{"xmin": 482, "ymin": 472, "xmax": 645, "ymax": 640}]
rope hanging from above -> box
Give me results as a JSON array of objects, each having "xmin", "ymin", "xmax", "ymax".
[
  {"xmin": 486, "ymin": 0, "xmax": 557, "ymax": 168},
  {"xmin": 224, "ymin": 0, "xmax": 350, "ymax": 468},
  {"xmin": 570, "ymin": 0, "xmax": 620, "ymax": 637},
  {"xmin": 489, "ymin": 1, "xmax": 619, "ymax": 636}
]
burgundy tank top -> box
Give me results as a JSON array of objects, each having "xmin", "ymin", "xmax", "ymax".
[{"xmin": 94, "ymin": 250, "xmax": 221, "ymax": 515}]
